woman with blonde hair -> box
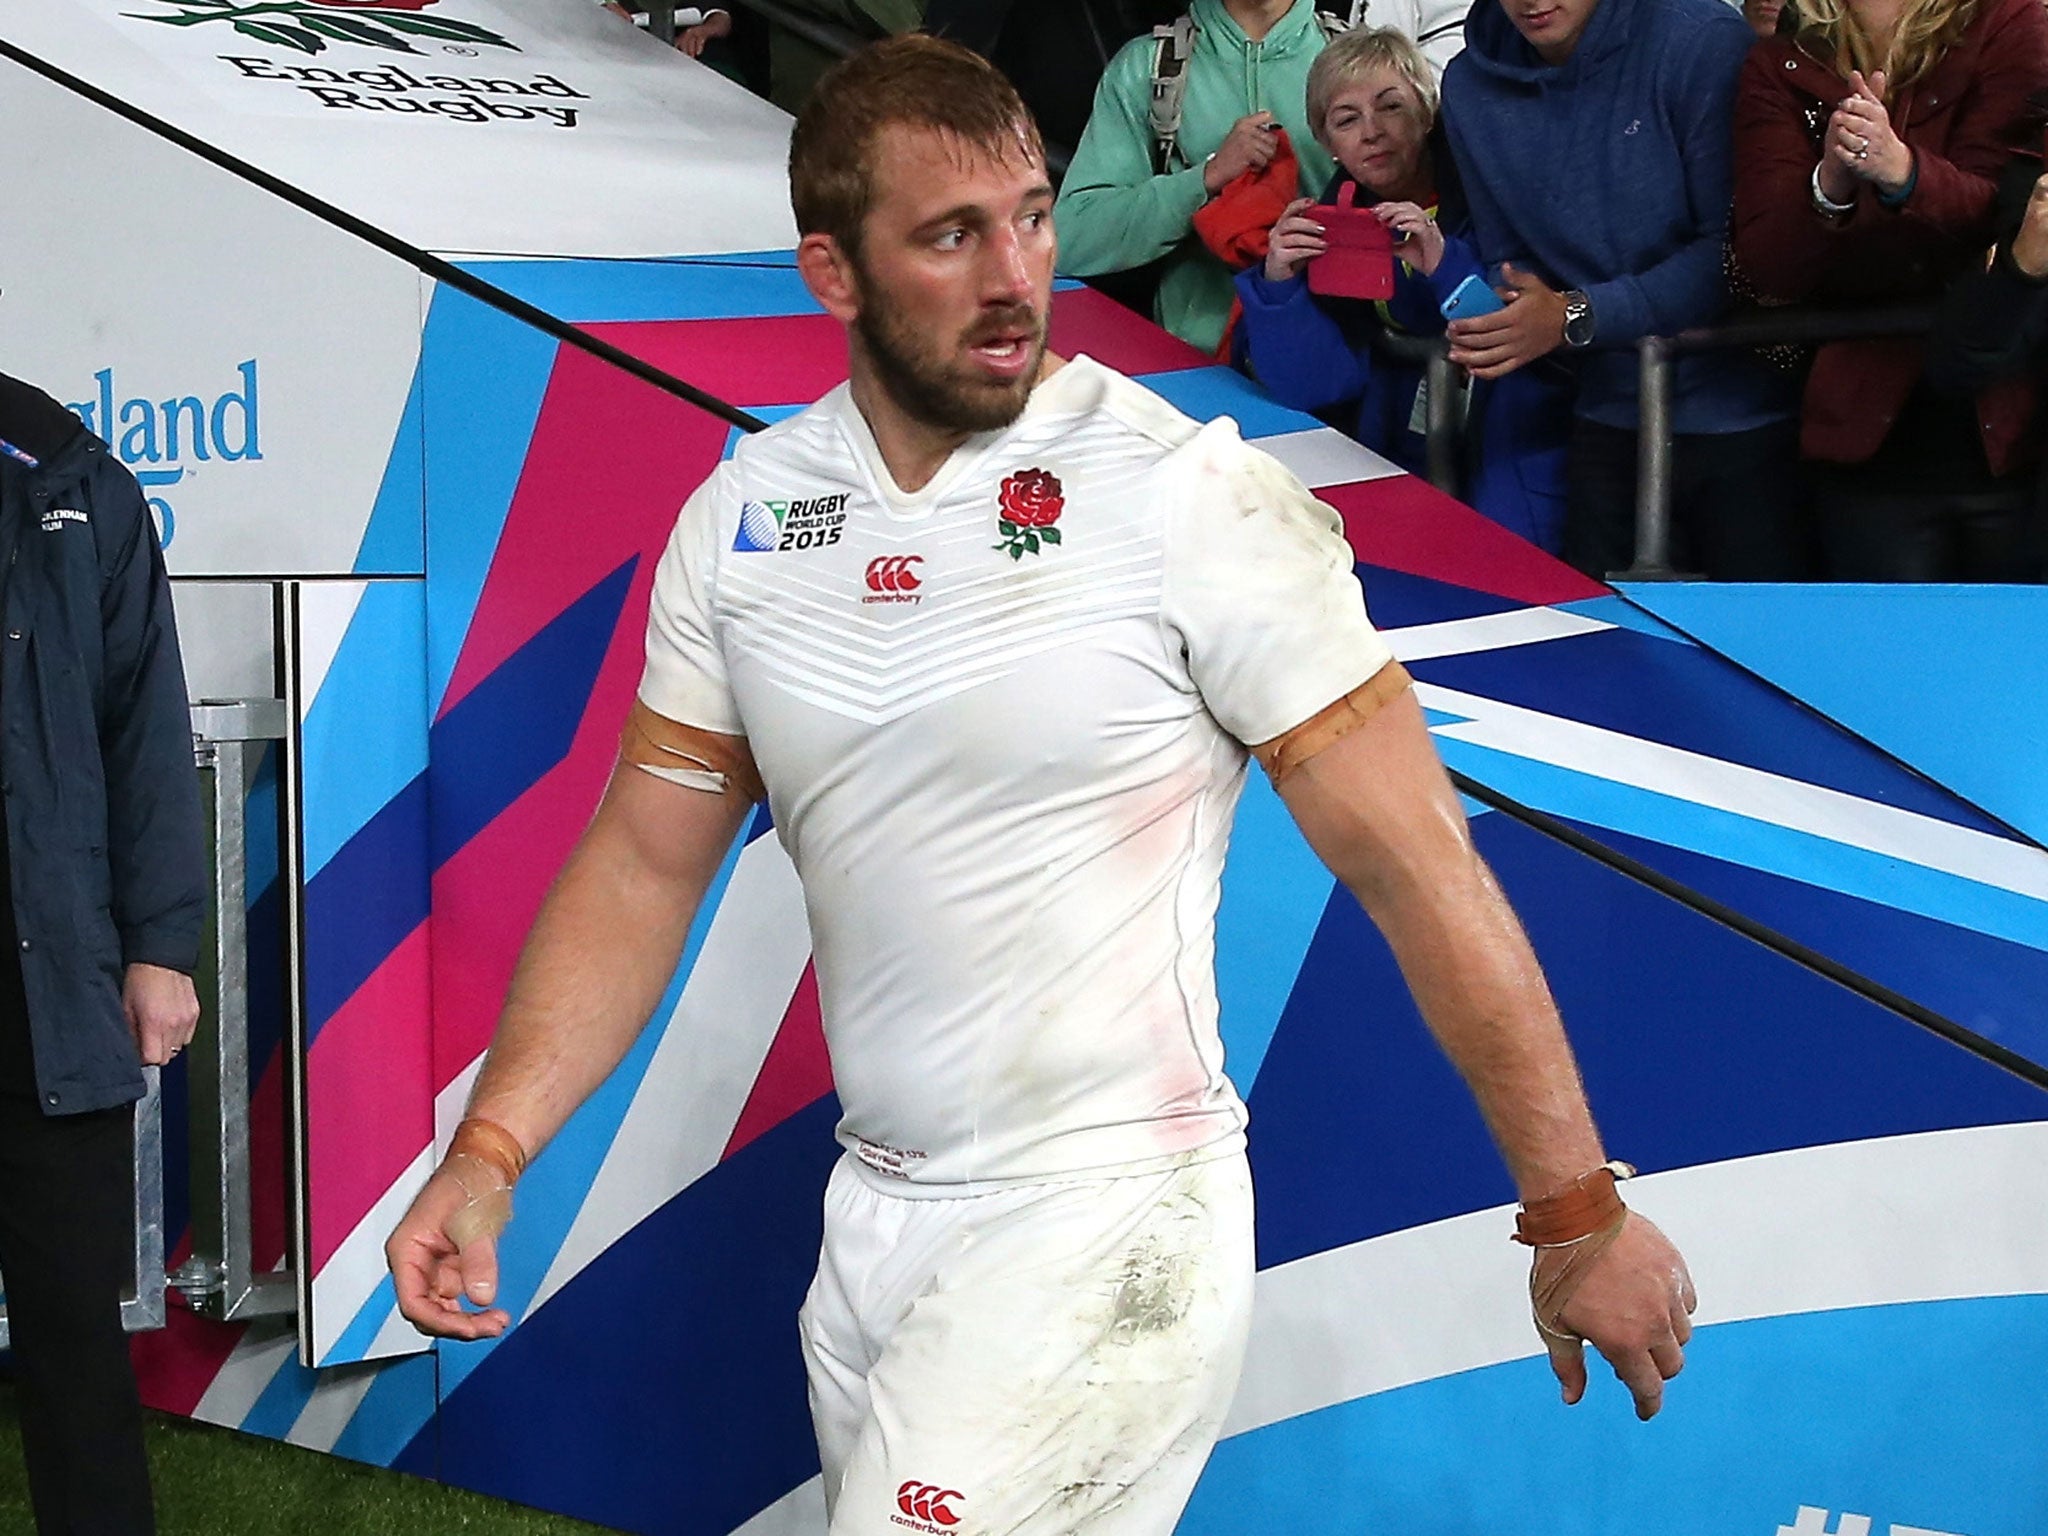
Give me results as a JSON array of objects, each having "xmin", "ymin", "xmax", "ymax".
[
  {"xmin": 1235, "ymin": 26, "xmax": 1573, "ymax": 549},
  {"xmin": 1732, "ymin": 0, "xmax": 2048, "ymax": 578}
]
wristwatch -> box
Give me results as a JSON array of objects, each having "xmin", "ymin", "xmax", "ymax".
[{"xmin": 1561, "ymin": 290, "xmax": 1595, "ymax": 348}]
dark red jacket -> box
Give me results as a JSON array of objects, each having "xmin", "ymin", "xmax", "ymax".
[{"xmin": 1731, "ymin": 0, "xmax": 2048, "ymax": 469}]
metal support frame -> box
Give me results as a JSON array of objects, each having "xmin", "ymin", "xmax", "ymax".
[
  {"xmin": 0, "ymin": 686, "xmax": 289, "ymax": 1344},
  {"xmin": 0, "ymin": 1069, "xmax": 166, "ymax": 1350},
  {"xmin": 167, "ymin": 697, "xmax": 296, "ymax": 1323}
]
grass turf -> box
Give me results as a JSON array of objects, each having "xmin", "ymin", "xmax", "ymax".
[{"xmin": 0, "ymin": 1378, "xmax": 613, "ymax": 1534}]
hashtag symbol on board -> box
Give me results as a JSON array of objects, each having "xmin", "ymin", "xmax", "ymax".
[{"xmin": 1776, "ymin": 1508, "xmax": 1968, "ymax": 1536}]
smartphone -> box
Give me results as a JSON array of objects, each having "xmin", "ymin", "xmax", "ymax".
[{"xmin": 1440, "ymin": 273, "xmax": 1507, "ymax": 321}]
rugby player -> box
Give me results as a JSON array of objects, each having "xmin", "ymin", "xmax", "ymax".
[{"xmin": 389, "ymin": 35, "xmax": 1696, "ymax": 1535}]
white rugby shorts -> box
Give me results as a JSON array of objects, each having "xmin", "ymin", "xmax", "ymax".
[{"xmin": 798, "ymin": 1150, "xmax": 1256, "ymax": 1535}]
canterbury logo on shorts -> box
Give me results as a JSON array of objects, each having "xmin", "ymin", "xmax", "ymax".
[{"xmin": 893, "ymin": 1480, "xmax": 964, "ymax": 1530}]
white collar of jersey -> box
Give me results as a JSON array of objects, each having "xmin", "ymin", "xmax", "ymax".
[{"xmin": 834, "ymin": 354, "xmax": 1106, "ymax": 516}]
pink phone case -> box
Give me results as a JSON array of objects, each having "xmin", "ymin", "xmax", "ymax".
[{"xmin": 1305, "ymin": 182, "xmax": 1396, "ymax": 301}]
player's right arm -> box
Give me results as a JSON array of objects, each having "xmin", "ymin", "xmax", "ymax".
[
  {"xmin": 387, "ymin": 755, "xmax": 752, "ymax": 1339},
  {"xmin": 391, "ymin": 472, "xmax": 756, "ymax": 1339}
]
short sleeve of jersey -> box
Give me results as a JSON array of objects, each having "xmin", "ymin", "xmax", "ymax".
[
  {"xmin": 639, "ymin": 468, "xmax": 745, "ymax": 736},
  {"xmin": 1159, "ymin": 423, "xmax": 1394, "ymax": 748}
]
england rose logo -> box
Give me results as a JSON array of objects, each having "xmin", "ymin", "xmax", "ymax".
[
  {"xmin": 125, "ymin": 0, "xmax": 518, "ymax": 55},
  {"xmin": 994, "ymin": 468, "xmax": 1064, "ymax": 560}
]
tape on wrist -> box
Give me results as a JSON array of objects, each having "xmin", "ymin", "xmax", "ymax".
[
  {"xmin": 1515, "ymin": 1160, "xmax": 1636, "ymax": 1342},
  {"xmin": 451, "ymin": 1116, "xmax": 528, "ymax": 1186},
  {"xmin": 1511, "ymin": 1159, "xmax": 1633, "ymax": 1247},
  {"xmin": 442, "ymin": 1152, "xmax": 514, "ymax": 1249}
]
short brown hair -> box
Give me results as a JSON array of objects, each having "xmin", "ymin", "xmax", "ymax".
[{"xmin": 789, "ymin": 34, "xmax": 1043, "ymax": 259}]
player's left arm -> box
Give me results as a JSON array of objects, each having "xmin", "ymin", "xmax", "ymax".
[{"xmin": 1268, "ymin": 678, "xmax": 1698, "ymax": 1419}]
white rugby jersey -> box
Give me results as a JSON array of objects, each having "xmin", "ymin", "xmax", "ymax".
[{"xmin": 640, "ymin": 355, "xmax": 1394, "ymax": 1192}]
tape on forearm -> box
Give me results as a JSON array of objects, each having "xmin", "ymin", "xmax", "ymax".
[
  {"xmin": 442, "ymin": 1152, "xmax": 514, "ymax": 1249},
  {"xmin": 620, "ymin": 700, "xmax": 765, "ymax": 802},
  {"xmin": 1515, "ymin": 1160, "xmax": 1636, "ymax": 1342},
  {"xmin": 1250, "ymin": 661, "xmax": 1413, "ymax": 785}
]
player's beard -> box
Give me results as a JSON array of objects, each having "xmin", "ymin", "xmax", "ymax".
[{"xmin": 853, "ymin": 275, "xmax": 1046, "ymax": 436}]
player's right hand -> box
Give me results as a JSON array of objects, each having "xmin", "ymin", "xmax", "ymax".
[
  {"xmin": 386, "ymin": 1163, "xmax": 512, "ymax": 1340},
  {"xmin": 1205, "ymin": 112, "xmax": 1279, "ymax": 193}
]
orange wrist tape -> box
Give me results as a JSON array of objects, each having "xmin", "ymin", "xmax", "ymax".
[
  {"xmin": 1514, "ymin": 1160, "xmax": 1637, "ymax": 1343},
  {"xmin": 450, "ymin": 1116, "xmax": 528, "ymax": 1187}
]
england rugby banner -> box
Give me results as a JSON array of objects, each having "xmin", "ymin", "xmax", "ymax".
[{"xmin": 0, "ymin": 0, "xmax": 796, "ymax": 258}]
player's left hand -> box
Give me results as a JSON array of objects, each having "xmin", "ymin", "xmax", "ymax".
[
  {"xmin": 125, "ymin": 962, "xmax": 200, "ymax": 1066},
  {"xmin": 1546, "ymin": 1211, "xmax": 1697, "ymax": 1420},
  {"xmin": 1446, "ymin": 264, "xmax": 1567, "ymax": 378}
]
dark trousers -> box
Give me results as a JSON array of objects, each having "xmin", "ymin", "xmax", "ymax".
[
  {"xmin": 0, "ymin": 1036, "xmax": 155, "ymax": 1534},
  {"xmin": 1809, "ymin": 469, "xmax": 2045, "ymax": 581},
  {"xmin": 1564, "ymin": 417, "xmax": 1812, "ymax": 581}
]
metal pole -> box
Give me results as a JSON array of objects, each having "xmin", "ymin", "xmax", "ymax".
[
  {"xmin": 1423, "ymin": 345, "xmax": 1460, "ymax": 498},
  {"xmin": 1618, "ymin": 335, "xmax": 1680, "ymax": 581},
  {"xmin": 643, "ymin": 1, "xmax": 677, "ymax": 45}
]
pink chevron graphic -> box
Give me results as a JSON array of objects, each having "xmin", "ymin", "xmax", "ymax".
[
  {"xmin": 722, "ymin": 962, "xmax": 831, "ymax": 1161},
  {"xmin": 1321, "ymin": 474, "xmax": 1605, "ymax": 606},
  {"xmin": 309, "ymin": 923, "xmax": 433, "ymax": 1273},
  {"xmin": 439, "ymin": 347, "xmax": 731, "ymax": 719},
  {"xmin": 584, "ymin": 314, "xmax": 850, "ymax": 416},
  {"xmin": 134, "ymin": 1310, "xmax": 249, "ymax": 1419},
  {"xmin": 429, "ymin": 576, "xmax": 665, "ymax": 1094},
  {"xmin": 1047, "ymin": 286, "xmax": 1213, "ymax": 375}
]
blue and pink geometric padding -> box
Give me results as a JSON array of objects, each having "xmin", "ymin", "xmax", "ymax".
[{"xmin": 133, "ymin": 257, "xmax": 2048, "ymax": 1536}]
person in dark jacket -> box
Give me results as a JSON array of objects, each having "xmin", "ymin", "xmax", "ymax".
[
  {"xmin": 0, "ymin": 371, "xmax": 206, "ymax": 1535},
  {"xmin": 1926, "ymin": 154, "xmax": 2048, "ymax": 576},
  {"xmin": 1235, "ymin": 25, "xmax": 1573, "ymax": 549},
  {"xmin": 1731, "ymin": 0, "xmax": 2048, "ymax": 580},
  {"xmin": 1442, "ymin": 0, "xmax": 1807, "ymax": 579}
]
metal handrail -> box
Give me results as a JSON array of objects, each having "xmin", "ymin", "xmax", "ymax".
[
  {"xmin": 1369, "ymin": 328, "xmax": 1462, "ymax": 497},
  {"xmin": 1620, "ymin": 303, "xmax": 1932, "ymax": 581},
  {"xmin": 1366, "ymin": 304, "xmax": 1938, "ymax": 582}
]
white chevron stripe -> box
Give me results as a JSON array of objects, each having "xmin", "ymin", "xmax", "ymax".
[
  {"xmin": 529, "ymin": 832, "xmax": 814, "ymax": 1316},
  {"xmin": 1418, "ymin": 682, "xmax": 2048, "ymax": 902},
  {"xmin": 729, "ymin": 552, "xmax": 1163, "ymax": 671},
  {"xmin": 296, "ymin": 580, "xmax": 370, "ymax": 724},
  {"xmin": 749, "ymin": 600, "xmax": 1163, "ymax": 724},
  {"xmin": 1387, "ymin": 606, "xmax": 1613, "ymax": 662},
  {"xmin": 1224, "ymin": 1121, "xmax": 2048, "ymax": 1437},
  {"xmin": 193, "ymin": 1316, "xmax": 299, "ymax": 1430},
  {"xmin": 1250, "ymin": 427, "xmax": 1405, "ymax": 490},
  {"xmin": 285, "ymin": 1359, "xmax": 382, "ymax": 1453},
  {"xmin": 733, "ymin": 1476, "xmax": 828, "ymax": 1535},
  {"xmin": 310, "ymin": 1144, "xmax": 434, "ymax": 1366}
]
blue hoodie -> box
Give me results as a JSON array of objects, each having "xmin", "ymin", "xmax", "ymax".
[{"xmin": 1443, "ymin": 0, "xmax": 1790, "ymax": 434}]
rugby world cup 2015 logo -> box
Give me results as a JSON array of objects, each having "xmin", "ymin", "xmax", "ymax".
[{"xmin": 124, "ymin": 0, "xmax": 518, "ymax": 56}]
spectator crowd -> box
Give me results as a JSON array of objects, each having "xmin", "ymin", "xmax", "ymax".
[{"xmin": 614, "ymin": 0, "xmax": 2048, "ymax": 582}]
